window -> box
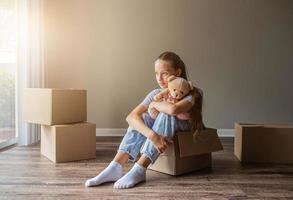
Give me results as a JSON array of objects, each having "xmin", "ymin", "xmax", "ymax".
[{"xmin": 0, "ymin": 0, "xmax": 17, "ymax": 148}]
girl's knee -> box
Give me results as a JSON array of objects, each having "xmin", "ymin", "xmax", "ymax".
[
  {"xmin": 157, "ymin": 112, "xmax": 169, "ymax": 117},
  {"xmin": 155, "ymin": 112, "xmax": 175, "ymax": 121},
  {"xmin": 152, "ymin": 113, "xmax": 177, "ymax": 135}
]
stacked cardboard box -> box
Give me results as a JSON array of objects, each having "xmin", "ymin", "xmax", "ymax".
[
  {"xmin": 234, "ymin": 123, "xmax": 293, "ymax": 164},
  {"xmin": 23, "ymin": 88, "xmax": 96, "ymax": 163},
  {"xmin": 149, "ymin": 128, "xmax": 223, "ymax": 175}
]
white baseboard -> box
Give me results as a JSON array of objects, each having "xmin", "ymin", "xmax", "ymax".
[
  {"xmin": 217, "ymin": 129, "xmax": 234, "ymax": 137},
  {"xmin": 96, "ymin": 128, "xmax": 127, "ymax": 137},
  {"xmin": 96, "ymin": 128, "xmax": 234, "ymax": 137}
]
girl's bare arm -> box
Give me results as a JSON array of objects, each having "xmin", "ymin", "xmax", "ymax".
[
  {"xmin": 126, "ymin": 104, "xmax": 156, "ymax": 140},
  {"xmin": 150, "ymin": 99, "xmax": 192, "ymax": 116}
]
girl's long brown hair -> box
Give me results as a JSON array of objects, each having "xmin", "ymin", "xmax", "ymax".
[{"xmin": 157, "ymin": 51, "xmax": 206, "ymax": 134}]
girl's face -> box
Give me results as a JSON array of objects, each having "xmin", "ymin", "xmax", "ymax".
[{"xmin": 154, "ymin": 59, "xmax": 181, "ymax": 88}]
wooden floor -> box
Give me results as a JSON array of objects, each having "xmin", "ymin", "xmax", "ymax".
[{"xmin": 0, "ymin": 137, "xmax": 293, "ymax": 200}]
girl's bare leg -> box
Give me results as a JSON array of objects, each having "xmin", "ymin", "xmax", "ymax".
[
  {"xmin": 113, "ymin": 151, "xmax": 130, "ymax": 166},
  {"xmin": 137, "ymin": 154, "xmax": 152, "ymax": 168}
]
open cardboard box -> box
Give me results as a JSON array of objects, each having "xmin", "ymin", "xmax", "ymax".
[
  {"xmin": 23, "ymin": 88, "xmax": 87, "ymax": 125},
  {"xmin": 234, "ymin": 123, "xmax": 293, "ymax": 164},
  {"xmin": 41, "ymin": 122, "xmax": 96, "ymax": 163},
  {"xmin": 148, "ymin": 128, "xmax": 223, "ymax": 175}
]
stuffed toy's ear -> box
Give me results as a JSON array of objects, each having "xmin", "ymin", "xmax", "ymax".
[
  {"xmin": 188, "ymin": 81, "xmax": 194, "ymax": 91},
  {"xmin": 167, "ymin": 75, "xmax": 176, "ymax": 82}
]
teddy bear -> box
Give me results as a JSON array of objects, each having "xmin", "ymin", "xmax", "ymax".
[{"xmin": 148, "ymin": 75, "xmax": 193, "ymax": 120}]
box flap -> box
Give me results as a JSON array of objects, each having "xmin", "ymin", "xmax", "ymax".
[{"xmin": 177, "ymin": 128, "xmax": 223, "ymax": 158}]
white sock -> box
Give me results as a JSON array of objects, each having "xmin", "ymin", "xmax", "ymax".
[
  {"xmin": 85, "ymin": 160, "xmax": 123, "ymax": 187},
  {"xmin": 113, "ymin": 163, "xmax": 146, "ymax": 189}
]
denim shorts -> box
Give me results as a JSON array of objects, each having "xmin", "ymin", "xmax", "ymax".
[{"xmin": 117, "ymin": 112, "xmax": 190, "ymax": 164}]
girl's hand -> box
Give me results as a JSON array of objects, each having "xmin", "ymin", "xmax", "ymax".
[
  {"xmin": 148, "ymin": 107, "xmax": 159, "ymax": 119},
  {"xmin": 150, "ymin": 133, "xmax": 173, "ymax": 153},
  {"xmin": 149, "ymin": 101, "xmax": 157, "ymax": 109},
  {"xmin": 148, "ymin": 101, "xmax": 159, "ymax": 118}
]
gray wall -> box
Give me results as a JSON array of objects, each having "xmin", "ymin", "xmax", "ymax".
[{"xmin": 43, "ymin": 0, "xmax": 293, "ymax": 129}]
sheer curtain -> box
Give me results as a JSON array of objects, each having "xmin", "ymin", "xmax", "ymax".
[{"xmin": 17, "ymin": 0, "xmax": 45, "ymax": 145}]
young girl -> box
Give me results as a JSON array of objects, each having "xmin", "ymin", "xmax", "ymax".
[{"xmin": 85, "ymin": 51, "xmax": 205, "ymax": 189}]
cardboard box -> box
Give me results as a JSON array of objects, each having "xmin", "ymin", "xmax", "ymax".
[
  {"xmin": 148, "ymin": 128, "xmax": 223, "ymax": 175},
  {"xmin": 41, "ymin": 122, "xmax": 96, "ymax": 163},
  {"xmin": 234, "ymin": 123, "xmax": 293, "ymax": 164},
  {"xmin": 23, "ymin": 88, "xmax": 87, "ymax": 125}
]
